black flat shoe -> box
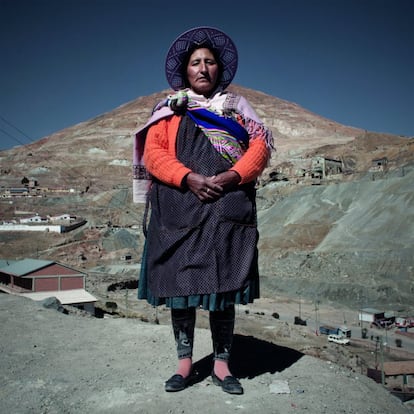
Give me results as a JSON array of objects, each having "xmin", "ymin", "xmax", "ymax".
[
  {"xmin": 211, "ymin": 371, "xmax": 244, "ymax": 395},
  {"xmin": 165, "ymin": 373, "xmax": 196, "ymax": 392}
]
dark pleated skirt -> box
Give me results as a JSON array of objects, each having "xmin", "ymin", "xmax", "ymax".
[{"xmin": 138, "ymin": 240, "xmax": 259, "ymax": 310}]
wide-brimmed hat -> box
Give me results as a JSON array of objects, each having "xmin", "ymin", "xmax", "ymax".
[{"xmin": 165, "ymin": 26, "xmax": 238, "ymax": 91}]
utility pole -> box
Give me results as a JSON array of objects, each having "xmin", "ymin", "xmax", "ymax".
[
  {"xmin": 314, "ymin": 300, "xmax": 320, "ymax": 335},
  {"xmin": 374, "ymin": 336, "xmax": 379, "ymax": 369},
  {"xmin": 384, "ymin": 326, "xmax": 389, "ymax": 352},
  {"xmin": 380, "ymin": 336, "xmax": 385, "ymax": 386},
  {"xmin": 359, "ymin": 295, "xmax": 366, "ymax": 339},
  {"xmin": 125, "ymin": 288, "xmax": 129, "ymax": 314}
]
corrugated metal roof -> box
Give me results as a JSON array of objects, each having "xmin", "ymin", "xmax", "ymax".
[
  {"xmin": 0, "ymin": 259, "xmax": 18, "ymax": 269},
  {"xmin": 383, "ymin": 361, "xmax": 414, "ymax": 376},
  {"xmin": 360, "ymin": 308, "xmax": 384, "ymax": 315},
  {"xmin": 0, "ymin": 258, "xmax": 54, "ymax": 276},
  {"xmin": 20, "ymin": 289, "xmax": 97, "ymax": 304}
]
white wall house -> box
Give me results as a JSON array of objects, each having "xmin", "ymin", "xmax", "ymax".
[{"xmin": 20, "ymin": 215, "xmax": 48, "ymax": 224}]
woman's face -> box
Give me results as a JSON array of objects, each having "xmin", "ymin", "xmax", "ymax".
[{"xmin": 186, "ymin": 48, "xmax": 219, "ymax": 97}]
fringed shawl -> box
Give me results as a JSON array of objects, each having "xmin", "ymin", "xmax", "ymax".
[{"xmin": 132, "ymin": 90, "xmax": 273, "ymax": 203}]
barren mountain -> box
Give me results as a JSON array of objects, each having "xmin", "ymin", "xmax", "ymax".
[
  {"xmin": 0, "ymin": 85, "xmax": 371, "ymax": 190},
  {"xmin": 0, "ymin": 85, "xmax": 413, "ymax": 312}
]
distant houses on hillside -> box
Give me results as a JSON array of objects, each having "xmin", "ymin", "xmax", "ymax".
[
  {"xmin": 19, "ymin": 213, "xmax": 75, "ymax": 224},
  {"xmin": 1, "ymin": 186, "xmax": 77, "ymax": 198},
  {"xmin": 265, "ymin": 155, "xmax": 390, "ymax": 185},
  {"xmin": 0, "ymin": 177, "xmax": 86, "ymax": 233},
  {"xmin": 0, "ymin": 176, "xmax": 77, "ymax": 198},
  {"xmin": 0, "ymin": 213, "xmax": 87, "ymax": 233},
  {"xmin": 267, "ymin": 156, "xmax": 344, "ymax": 184}
]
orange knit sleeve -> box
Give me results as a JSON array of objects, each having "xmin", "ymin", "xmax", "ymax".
[
  {"xmin": 227, "ymin": 112, "xmax": 271, "ymax": 184},
  {"xmin": 143, "ymin": 115, "xmax": 192, "ymax": 188},
  {"xmin": 230, "ymin": 135, "xmax": 270, "ymax": 184}
]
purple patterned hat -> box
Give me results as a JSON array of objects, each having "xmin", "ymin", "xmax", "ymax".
[{"xmin": 165, "ymin": 27, "xmax": 238, "ymax": 91}]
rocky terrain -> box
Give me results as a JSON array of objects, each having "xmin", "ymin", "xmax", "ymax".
[
  {"xmin": 0, "ymin": 85, "xmax": 413, "ymax": 311},
  {"xmin": 1, "ymin": 293, "xmax": 413, "ymax": 414},
  {"xmin": 1, "ymin": 85, "xmax": 414, "ymax": 412}
]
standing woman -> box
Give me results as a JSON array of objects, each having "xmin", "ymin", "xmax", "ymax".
[{"xmin": 134, "ymin": 27, "xmax": 273, "ymax": 394}]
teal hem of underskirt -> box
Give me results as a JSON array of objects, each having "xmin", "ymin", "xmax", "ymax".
[
  {"xmin": 138, "ymin": 284, "xmax": 259, "ymax": 311},
  {"xmin": 137, "ymin": 242, "xmax": 259, "ymax": 311}
]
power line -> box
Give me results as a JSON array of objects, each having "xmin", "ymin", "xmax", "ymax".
[
  {"xmin": 0, "ymin": 127, "xmax": 29, "ymax": 147},
  {"xmin": 0, "ymin": 115, "xmax": 34, "ymax": 147}
]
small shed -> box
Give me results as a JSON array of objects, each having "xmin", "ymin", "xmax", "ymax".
[
  {"xmin": 359, "ymin": 308, "xmax": 385, "ymax": 323},
  {"xmin": 20, "ymin": 215, "xmax": 48, "ymax": 224},
  {"xmin": 371, "ymin": 157, "xmax": 388, "ymax": 171}
]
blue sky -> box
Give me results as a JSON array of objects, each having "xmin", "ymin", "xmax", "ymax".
[{"xmin": 0, "ymin": 0, "xmax": 413, "ymax": 151}]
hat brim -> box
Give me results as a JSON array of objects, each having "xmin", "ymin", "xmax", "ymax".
[{"xmin": 165, "ymin": 27, "xmax": 238, "ymax": 91}]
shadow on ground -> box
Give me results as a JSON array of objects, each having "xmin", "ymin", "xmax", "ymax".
[{"xmin": 192, "ymin": 334, "xmax": 303, "ymax": 382}]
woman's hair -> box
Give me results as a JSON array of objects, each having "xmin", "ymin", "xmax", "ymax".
[{"xmin": 181, "ymin": 44, "xmax": 223, "ymax": 89}]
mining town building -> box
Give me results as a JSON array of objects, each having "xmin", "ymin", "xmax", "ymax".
[{"xmin": 0, "ymin": 259, "xmax": 96, "ymax": 314}]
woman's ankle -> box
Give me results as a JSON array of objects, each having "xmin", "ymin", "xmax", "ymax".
[
  {"xmin": 213, "ymin": 359, "xmax": 232, "ymax": 380},
  {"xmin": 176, "ymin": 357, "xmax": 192, "ymax": 378}
]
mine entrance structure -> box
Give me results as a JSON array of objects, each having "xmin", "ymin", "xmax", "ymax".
[{"xmin": 311, "ymin": 156, "xmax": 343, "ymax": 179}]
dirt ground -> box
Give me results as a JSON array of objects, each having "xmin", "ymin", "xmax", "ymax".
[{"xmin": 1, "ymin": 293, "xmax": 413, "ymax": 414}]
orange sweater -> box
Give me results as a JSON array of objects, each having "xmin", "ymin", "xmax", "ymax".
[{"xmin": 143, "ymin": 114, "xmax": 269, "ymax": 188}]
